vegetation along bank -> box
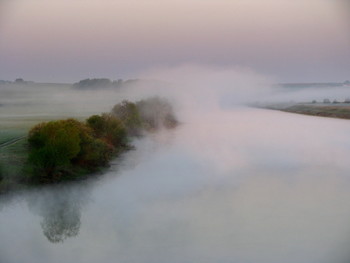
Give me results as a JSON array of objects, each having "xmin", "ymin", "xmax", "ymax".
[{"xmin": 0, "ymin": 97, "xmax": 178, "ymax": 193}]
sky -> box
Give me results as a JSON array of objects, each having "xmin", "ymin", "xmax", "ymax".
[{"xmin": 0, "ymin": 0, "xmax": 349, "ymax": 83}]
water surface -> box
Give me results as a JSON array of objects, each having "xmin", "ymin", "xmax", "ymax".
[{"xmin": 1, "ymin": 108, "xmax": 350, "ymax": 263}]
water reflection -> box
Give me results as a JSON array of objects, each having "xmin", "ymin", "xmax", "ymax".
[
  {"xmin": 39, "ymin": 197, "xmax": 81, "ymax": 243},
  {"xmin": 26, "ymin": 183, "xmax": 91, "ymax": 243}
]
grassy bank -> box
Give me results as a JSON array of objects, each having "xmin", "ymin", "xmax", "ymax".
[
  {"xmin": 0, "ymin": 135, "xmax": 28, "ymax": 193},
  {"xmin": 0, "ymin": 97, "xmax": 178, "ymax": 194},
  {"xmin": 0, "ymin": 116, "xmax": 85, "ymax": 194},
  {"xmin": 263, "ymin": 103, "xmax": 350, "ymax": 120}
]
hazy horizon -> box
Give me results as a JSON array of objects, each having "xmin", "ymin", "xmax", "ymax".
[
  {"xmin": 1, "ymin": 7, "xmax": 350, "ymax": 258},
  {"xmin": 0, "ymin": 0, "xmax": 349, "ymax": 83}
]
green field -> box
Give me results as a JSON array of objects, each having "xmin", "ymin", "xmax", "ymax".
[{"xmin": 0, "ymin": 138, "xmax": 27, "ymax": 192}]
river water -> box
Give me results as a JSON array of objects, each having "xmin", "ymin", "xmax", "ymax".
[{"xmin": 1, "ymin": 108, "xmax": 350, "ymax": 263}]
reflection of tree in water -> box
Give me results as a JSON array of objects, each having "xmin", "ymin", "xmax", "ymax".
[
  {"xmin": 40, "ymin": 196, "xmax": 81, "ymax": 243},
  {"xmin": 27, "ymin": 183, "xmax": 90, "ymax": 243}
]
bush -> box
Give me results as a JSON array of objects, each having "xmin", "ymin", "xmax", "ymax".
[
  {"xmin": 86, "ymin": 114, "xmax": 128, "ymax": 148},
  {"xmin": 76, "ymin": 138, "xmax": 112, "ymax": 167},
  {"xmin": 27, "ymin": 118, "xmax": 121, "ymax": 183},
  {"xmin": 136, "ymin": 97, "xmax": 178, "ymax": 130},
  {"xmin": 111, "ymin": 101, "xmax": 143, "ymax": 136},
  {"xmin": 26, "ymin": 97, "xmax": 178, "ymax": 184},
  {"xmin": 111, "ymin": 97, "xmax": 178, "ymax": 134},
  {"xmin": 28, "ymin": 119, "xmax": 82, "ymax": 181}
]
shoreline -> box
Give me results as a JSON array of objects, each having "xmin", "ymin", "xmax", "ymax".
[{"xmin": 263, "ymin": 103, "xmax": 350, "ymax": 120}]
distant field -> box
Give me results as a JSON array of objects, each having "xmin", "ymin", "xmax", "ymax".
[
  {"xmin": 0, "ymin": 134, "xmax": 27, "ymax": 193},
  {"xmin": 0, "ymin": 129, "xmax": 25, "ymax": 144}
]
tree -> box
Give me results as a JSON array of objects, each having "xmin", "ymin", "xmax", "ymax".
[
  {"xmin": 28, "ymin": 118, "xmax": 118, "ymax": 182},
  {"xmin": 111, "ymin": 97, "xmax": 178, "ymax": 134},
  {"xmin": 26, "ymin": 97, "xmax": 178, "ymax": 184},
  {"xmin": 28, "ymin": 116, "xmax": 129, "ymax": 183},
  {"xmin": 72, "ymin": 78, "xmax": 113, "ymax": 89},
  {"xmin": 15, "ymin": 78, "xmax": 24, "ymax": 83},
  {"xmin": 70, "ymin": 119, "xmax": 111, "ymax": 168},
  {"xmin": 136, "ymin": 97, "xmax": 178, "ymax": 130},
  {"xmin": 28, "ymin": 119, "xmax": 82, "ymax": 181},
  {"xmin": 111, "ymin": 100, "xmax": 143, "ymax": 136},
  {"xmin": 86, "ymin": 114, "xmax": 128, "ymax": 149}
]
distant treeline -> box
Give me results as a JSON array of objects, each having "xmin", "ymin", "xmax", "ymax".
[
  {"xmin": 0, "ymin": 78, "xmax": 34, "ymax": 85},
  {"xmin": 277, "ymin": 80, "xmax": 350, "ymax": 88},
  {"xmin": 314, "ymin": 98, "xmax": 350, "ymax": 104},
  {"xmin": 25, "ymin": 97, "xmax": 178, "ymax": 184},
  {"xmin": 72, "ymin": 78, "xmax": 140, "ymax": 89}
]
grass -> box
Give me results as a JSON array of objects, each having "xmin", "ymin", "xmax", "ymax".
[
  {"xmin": 282, "ymin": 104, "xmax": 350, "ymax": 119},
  {"xmin": 0, "ymin": 137, "xmax": 28, "ymax": 193},
  {"xmin": 0, "ymin": 130, "xmax": 24, "ymax": 144},
  {"xmin": 262, "ymin": 103, "xmax": 350, "ymax": 120}
]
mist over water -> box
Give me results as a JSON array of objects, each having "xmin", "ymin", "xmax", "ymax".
[{"xmin": 1, "ymin": 67, "xmax": 350, "ymax": 262}]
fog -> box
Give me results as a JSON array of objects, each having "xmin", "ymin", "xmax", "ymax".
[
  {"xmin": 267, "ymin": 85, "xmax": 350, "ymax": 104},
  {"xmin": 1, "ymin": 67, "xmax": 350, "ymax": 262}
]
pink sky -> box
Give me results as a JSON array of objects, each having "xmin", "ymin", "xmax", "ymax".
[{"xmin": 0, "ymin": 0, "xmax": 349, "ymax": 82}]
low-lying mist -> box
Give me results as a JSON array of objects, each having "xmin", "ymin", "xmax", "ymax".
[
  {"xmin": 1, "ymin": 65, "xmax": 274, "ymax": 120},
  {"xmin": 2, "ymin": 65, "xmax": 346, "ymax": 123},
  {"xmin": 1, "ymin": 65, "xmax": 350, "ymax": 263}
]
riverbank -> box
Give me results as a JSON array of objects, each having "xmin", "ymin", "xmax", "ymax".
[
  {"xmin": 0, "ymin": 97, "xmax": 178, "ymax": 194},
  {"xmin": 263, "ymin": 103, "xmax": 350, "ymax": 120}
]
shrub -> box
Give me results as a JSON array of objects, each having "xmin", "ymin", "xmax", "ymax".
[
  {"xmin": 28, "ymin": 119, "xmax": 82, "ymax": 181},
  {"xmin": 86, "ymin": 114, "xmax": 128, "ymax": 148},
  {"xmin": 111, "ymin": 97, "xmax": 178, "ymax": 134},
  {"xmin": 111, "ymin": 101, "xmax": 143, "ymax": 136},
  {"xmin": 136, "ymin": 97, "xmax": 178, "ymax": 130},
  {"xmin": 26, "ymin": 97, "xmax": 178, "ymax": 184},
  {"xmin": 27, "ymin": 118, "xmax": 119, "ymax": 182}
]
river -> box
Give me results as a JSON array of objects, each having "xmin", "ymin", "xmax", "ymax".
[{"xmin": 1, "ymin": 108, "xmax": 350, "ymax": 263}]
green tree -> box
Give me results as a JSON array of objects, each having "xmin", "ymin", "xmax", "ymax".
[
  {"xmin": 26, "ymin": 97, "xmax": 178, "ymax": 184},
  {"xmin": 28, "ymin": 117, "xmax": 129, "ymax": 183},
  {"xmin": 74, "ymin": 137, "xmax": 112, "ymax": 167},
  {"xmin": 86, "ymin": 114, "xmax": 128, "ymax": 149},
  {"xmin": 28, "ymin": 119, "xmax": 82, "ymax": 181},
  {"xmin": 111, "ymin": 100, "xmax": 142, "ymax": 136},
  {"xmin": 69, "ymin": 119, "xmax": 111, "ymax": 168},
  {"xmin": 136, "ymin": 97, "xmax": 178, "ymax": 130}
]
